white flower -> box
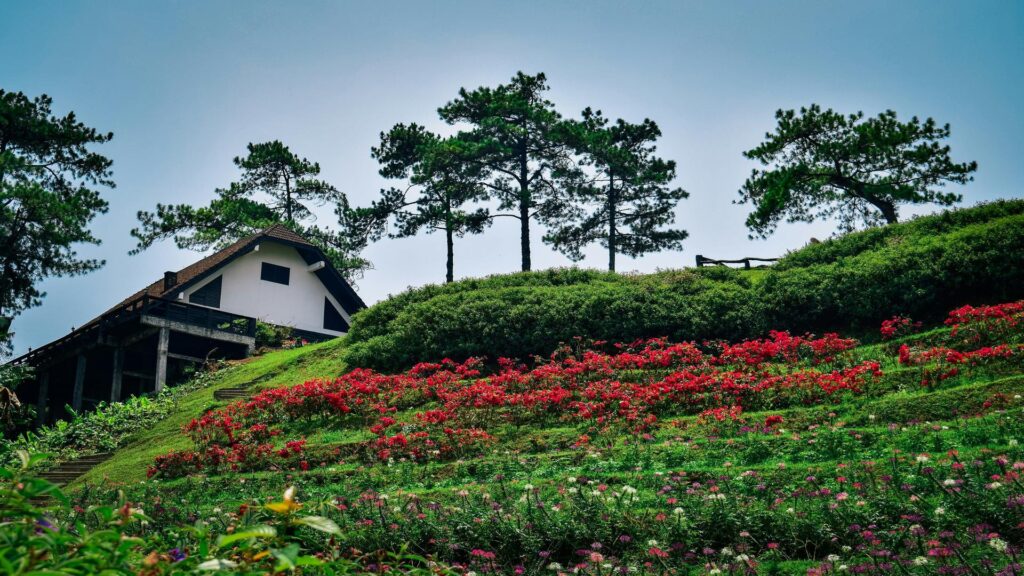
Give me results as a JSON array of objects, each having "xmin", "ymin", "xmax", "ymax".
[
  {"xmin": 913, "ymin": 556, "xmax": 929, "ymax": 566},
  {"xmin": 838, "ymin": 565, "xmax": 849, "ymax": 572},
  {"xmin": 647, "ymin": 539, "xmax": 658, "ymax": 547},
  {"xmin": 868, "ymin": 414, "xmax": 876, "ymax": 421},
  {"xmin": 990, "ymin": 538, "xmax": 1008, "ymax": 553},
  {"xmin": 567, "ymin": 477, "xmax": 577, "ymax": 483},
  {"xmin": 708, "ymin": 570, "xmax": 722, "ymax": 575},
  {"xmin": 721, "ymin": 547, "xmax": 734, "ymax": 557},
  {"xmin": 988, "ymin": 482, "xmax": 1004, "ymax": 490},
  {"xmin": 547, "ymin": 562, "xmax": 563, "ymax": 571},
  {"xmin": 915, "ymin": 455, "xmax": 930, "ymax": 463},
  {"xmin": 622, "ymin": 485, "xmax": 637, "ymax": 495},
  {"xmin": 943, "ymin": 479, "xmax": 957, "ymax": 486},
  {"xmin": 673, "ymin": 507, "xmax": 685, "ymax": 515},
  {"xmin": 786, "ymin": 507, "xmax": 796, "ymax": 514},
  {"xmin": 934, "ymin": 507, "xmax": 945, "ymax": 516},
  {"xmin": 523, "ymin": 484, "xmax": 534, "ymax": 491},
  {"xmin": 735, "ymin": 554, "xmax": 750, "ymax": 562},
  {"xmin": 827, "ymin": 554, "xmax": 840, "ymax": 562},
  {"xmin": 1010, "ymin": 439, "xmax": 1019, "ymax": 447}
]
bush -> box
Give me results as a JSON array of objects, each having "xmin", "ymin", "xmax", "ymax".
[
  {"xmin": 1, "ymin": 367, "xmax": 225, "ymax": 466},
  {"xmin": 344, "ymin": 202, "xmax": 1024, "ymax": 372},
  {"xmin": 774, "ymin": 198, "xmax": 1024, "ymax": 269},
  {"xmin": 759, "ymin": 213, "xmax": 1024, "ymax": 334},
  {"xmin": 255, "ymin": 321, "xmax": 293, "ymax": 349},
  {"xmin": 345, "ymin": 269, "xmax": 764, "ymax": 371}
]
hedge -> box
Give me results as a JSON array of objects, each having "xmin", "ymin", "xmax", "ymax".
[{"xmin": 343, "ymin": 203, "xmax": 1024, "ymax": 372}]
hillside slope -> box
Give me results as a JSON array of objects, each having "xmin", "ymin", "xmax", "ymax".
[
  {"xmin": 77, "ymin": 338, "xmax": 349, "ymax": 484},
  {"xmin": 54, "ymin": 297, "xmax": 1024, "ymax": 575},
  {"xmin": 343, "ymin": 200, "xmax": 1024, "ymax": 371}
]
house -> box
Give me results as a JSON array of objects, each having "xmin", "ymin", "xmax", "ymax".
[{"xmin": 10, "ymin": 224, "xmax": 365, "ymax": 424}]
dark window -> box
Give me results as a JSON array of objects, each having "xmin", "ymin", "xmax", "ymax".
[
  {"xmin": 323, "ymin": 298, "xmax": 349, "ymax": 332},
  {"xmin": 189, "ymin": 276, "xmax": 222, "ymax": 308},
  {"xmin": 260, "ymin": 262, "xmax": 290, "ymax": 285}
]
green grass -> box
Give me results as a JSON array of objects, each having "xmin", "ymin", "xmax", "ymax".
[{"xmin": 78, "ymin": 337, "xmax": 349, "ymax": 485}]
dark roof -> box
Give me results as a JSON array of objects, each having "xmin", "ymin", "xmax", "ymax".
[
  {"xmin": 100, "ymin": 224, "xmax": 317, "ymax": 315},
  {"xmin": 10, "ymin": 224, "xmax": 364, "ymax": 365}
]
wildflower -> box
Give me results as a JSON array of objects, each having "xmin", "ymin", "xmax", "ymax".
[
  {"xmin": 990, "ymin": 538, "xmax": 1008, "ymax": 553},
  {"xmin": 673, "ymin": 507, "xmax": 685, "ymax": 515},
  {"xmin": 913, "ymin": 557, "xmax": 928, "ymax": 566},
  {"xmin": 826, "ymin": 555, "xmax": 840, "ymax": 562},
  {"xmin": 547, "ymin": 562, "xmax": 563, "ymax": 571},
  {"xmin": 915, "ymin": 454, "xmax": 930, "ymax": 464}
]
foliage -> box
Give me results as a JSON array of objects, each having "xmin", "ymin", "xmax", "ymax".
[
  {"xmin": 1, "ymin": 366, "xmax": 223, "ymax": 466},
  {"xmin": 438, "ymin": 71, "xmax": 577, "ymax": 271},
  {"xmin": 1, "ymin": 451, "xmax": 452, "ymax": 574},
  {"xmin": 58, "ymin": 298, "xmax": 1024, "ymax": 575},
  {"xmin": 738, "ymin": 104, "xmax": 977, "ymax": 237},
  {"xmin": 344, "ymin": 203, "xmax": 1024, "ymax": 371},
  {"xmin": 365, "ymin": 123, "xmax": 491, "ymax": 282},
  {"xmin": 344, "ymin": 268, "xmax": 762, "ymax": 372},
  {"xmin": 773, "ymin": 198, "xmax": 1024, "ymax": 269},
  {"xmin": 758, "ymin": 212, "xmax": 1024, "ymax": 334},
  {"xmin": 546, "ymin": 107, "xmax": 689, "ymax": 270},
  {"xmin": 255, "ymin": 321, "xmax": 294, "ymax": 349},
  {"xmin": 0, "ymin": 89, "xmax": 113, "ymax": 353},
  {"xmin": 131, "ymin": 140, "xmax": 373, "ymax": 281}
]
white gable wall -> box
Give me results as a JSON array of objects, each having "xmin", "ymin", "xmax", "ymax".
[{"xmin": 178, "ymin": 241, "xmax": 350, "ymax": 336}]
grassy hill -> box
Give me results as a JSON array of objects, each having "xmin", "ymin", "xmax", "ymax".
[
  {"xmin": 28, "ymin": 300, "xmax": 1022, "ymax": 575},
  {"xmin": 5, "ymin": 201, "xmax": 1024, "ymax": 575}
]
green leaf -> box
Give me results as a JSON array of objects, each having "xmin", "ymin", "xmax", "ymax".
[
  {"xmin": 216, "ymin": 525, "xmax": 277, "ymax": 547},
  {"xmin": 196, "ymin": 558, "xmax": 239, "ymax": 570},
  {"xmin": 292, "ymin": 515, "xmax": 341, "ymax": 535},
  {"xmin": 15, "ymin": 449, "xmax": 30, "ymax": 469}
]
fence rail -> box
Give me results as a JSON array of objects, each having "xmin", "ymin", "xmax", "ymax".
[
  {"xmin": 11, "ymin": 295, "xmax": 256, "ymax": 366},
  {"xmin": 695, "ymin": 254, "xmax": 779, "ymax": 269},
  {"xmin": 134, "ymin": 296, "xmax": 257, "ymax": 337}
]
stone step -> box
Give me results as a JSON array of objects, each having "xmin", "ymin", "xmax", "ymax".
[{"xmin": 213, "ymin": 388, "xmax": 251, "ymax": 400}]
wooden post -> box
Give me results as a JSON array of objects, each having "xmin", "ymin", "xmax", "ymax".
[
  {"xmin": 36, "ymin": 371, "xmax": 50, "ymax": 425},
  {"xmin": 72, "ymin": 355, "xmax": 86, "ymax": 411},
  {"xmin": 111, "ymin": 346, "xmax": 124, "ymax": 402},
  {"xmin": 155, "ymin": 327, "xmax": 169, "ymax": 393}
]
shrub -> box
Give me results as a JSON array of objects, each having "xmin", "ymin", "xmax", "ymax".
[
  {"xmin": 255, "ymin": 321, "xmax": 293, "ymax": 349},
  {"xmin": 343, "ymin": 204, "xmax": 1024, "ymax": 372},
  {"xmin": 345, "ymin": 269, "xmax": 764, "ymax": 371},
  {"xmin": 774, "ymin": 198, "xmax": 1024, "ymax": 269},
  {"xmin": 758, "ymin": 213, "xmax": 1024, "ymax": 334}
]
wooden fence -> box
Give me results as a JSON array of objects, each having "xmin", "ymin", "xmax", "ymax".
[{"xmin": 695, "ymin": 254, "xmax": 779, "ymax": 269}]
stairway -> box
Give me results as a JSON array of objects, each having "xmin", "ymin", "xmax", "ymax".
[
  {"xmin": 37, "ymin": 453, "xmax": 112, "ymax": 487},
  {"xmin": 213, "ymin": 386, "xmax": 251, "ymax": 401}
]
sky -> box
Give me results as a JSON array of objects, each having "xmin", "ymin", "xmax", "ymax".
[{"xmin": 2, "ymin": 1, "xmax": 1023, "ymax": 356}]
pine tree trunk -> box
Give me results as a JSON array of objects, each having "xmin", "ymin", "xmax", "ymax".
[
  {"xmin": 877, "ymin": 200, "xmax": 899, "ymax": 224},
  {"xmin": 445, "ymin": 226, "xmax": 454, "ymax": 283},
  {"xmin": 608, "ymin": 175, "xmax": 617, "ymax": 272},
  {"xmin": 445, "ymin": 199, "xmax": 455, "ymax": 283},
  {"xmin": 518, "ymin": 146, "xmax": 531, "ymax": 272}
]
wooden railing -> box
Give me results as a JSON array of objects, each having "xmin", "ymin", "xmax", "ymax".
[
  {"xmin": 129, "ymin": 296, "xmax": 257, "ymax": 337},
  {"xmin": 695, "ymin": 254, "xmax": 779, "ymax": 270},
  {"xmin": 10, "ymin": 295, "xmax": 256, "ymax": 366}
]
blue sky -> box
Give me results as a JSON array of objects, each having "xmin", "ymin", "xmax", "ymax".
[{"xmin": 2, "ymin": 1, "xmax": 1022, "ymax": 355}]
